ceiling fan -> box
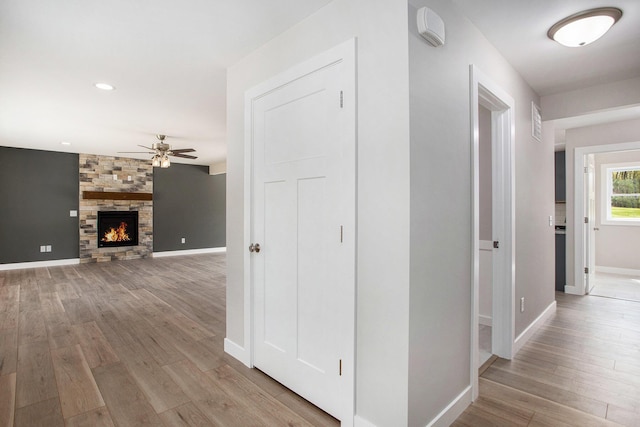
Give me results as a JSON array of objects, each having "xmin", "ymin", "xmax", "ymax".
[{"xmin": 118, "ymin": 134, "xmax": 197, "ymax": 168}]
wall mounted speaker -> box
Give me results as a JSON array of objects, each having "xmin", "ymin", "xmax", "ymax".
[{"xmin": 417, "ymin": 7, "xmax": 445, "ymax": 47}]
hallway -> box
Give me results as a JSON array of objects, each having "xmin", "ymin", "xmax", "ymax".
[{"xmin": 455, "ymin": 292, "xmax": 640, "ymax": 426}]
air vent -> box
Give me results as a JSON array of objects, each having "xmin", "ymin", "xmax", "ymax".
[{"xmin": 532, "ymin": 102, "xmax": 542, "ymax": 142}]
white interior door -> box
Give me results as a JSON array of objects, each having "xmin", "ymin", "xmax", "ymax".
[
  {"xmin": 248, "ymin": 41, "xmax": 355, "ymax": 421},
  {"xmin": 585, "ymin": 154, "xmax": 596, "ymax": 293}
]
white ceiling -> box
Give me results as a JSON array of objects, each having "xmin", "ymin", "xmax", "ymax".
[
  {"xmin": 1, "ymin": 1, "xmax": 639, "ymax": 165},
  {"xmin": 0, "ymin": 0, "xmax": 332, "ymax": 165},
  {"xmin": 452, "ymin": 0, "xmax": 640, "ymax": 96}
]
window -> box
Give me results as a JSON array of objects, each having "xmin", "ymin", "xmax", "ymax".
[{"xmin": 601, "ymin": 163, "xmax": 640, "ymax": 225}]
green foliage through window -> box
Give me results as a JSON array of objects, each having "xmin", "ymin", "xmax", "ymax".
[{"xmin": 610, "ymin": 168, "xmax": 640, "ymax": 219}]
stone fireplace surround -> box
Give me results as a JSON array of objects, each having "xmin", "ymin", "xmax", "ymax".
[{"xmin": 79, "ymin": 154, "xmax": 153, "ymax": 263}]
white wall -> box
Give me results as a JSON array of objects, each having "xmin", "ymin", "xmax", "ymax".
[
  {"xmin": 562, "ymin": 118, "xmax": 640, "ymax": 287},
  {"xmin": 407, "ymin": 0, "xmax": 553, "ymax": 424},
  {"xmin": 594, "ymin": 150, "xmax": 640, "ymax": 271},
  {"xmin": 479, "ymin": 105, "xmax": 492, "ymax": 241},
  {"xmin": 228, "ymin": 0, "xmax": 558, "ymax": 424},
  {"xmin": 479, "ymin": 106, "xmax": 492, "ymax": 322},
  {"xmin": 226, "ymin": 0, "xmax": 411, "ymax": 425},
  {"xmin": 541, "ymin": 76, "xmax": 640, "ymax": 122}
]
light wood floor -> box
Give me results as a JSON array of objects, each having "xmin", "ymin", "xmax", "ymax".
[
  {"xmin": 455, "ymin": 292, "xmax": 640, "ymax": 427},
  {"xmin": 0, "ymin": 253, "xmax": 339, "ymax": 427},
  {"xmin": 591, "ymin": 273, "xmax": 640, "ymax": 302},
  {"xmin": 3, "ymin": 256, "xmax": 640, "ymax": 426}
]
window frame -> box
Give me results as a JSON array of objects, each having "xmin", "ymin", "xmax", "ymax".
[{"xmin": 600, "ymin": 162, "xmax": 640, "ymax": 226}]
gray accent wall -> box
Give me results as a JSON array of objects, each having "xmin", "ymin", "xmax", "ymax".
[
  {"xmin": 153, "ymin": 164, "xmax": 225, "ymax": 252},
  {"xmin": 0, "ymin": 147, "xmax": 79, "ymax": 263}
]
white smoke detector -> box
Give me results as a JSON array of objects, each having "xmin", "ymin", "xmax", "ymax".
[{"xmin": 417, "ymin": 7, "xmax": 445, "ymax": 47}]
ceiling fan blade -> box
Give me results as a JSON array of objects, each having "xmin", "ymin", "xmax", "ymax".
[
  {"xmin": 170, "ymin": 153, "xmax": 198, "ymax": 159},
  {"xmin": 137, "ymin": 145, "xmax": 154, "ymax": 150},
  {"xmin": 170, "ymin": 148, "xmax": 196, "ymax": 154},
  {"xmin": 118, "ymin": 151, "xmax": 154, "ymax": 154}
]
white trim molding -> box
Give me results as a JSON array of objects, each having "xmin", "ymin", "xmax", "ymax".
[
  {"xmin": 152, "ymin": 247, "xmax": 226, "ymax": 258},
  {"xmin": 425, "ymin": 386, "xmax": 472, "ymax": 427},
  {"xmin": 479, "ymin": 315, "xmax": 493, "ymax": 326},
  {"xmin": 513, "ymin": 300, "xmax": 556, "ymax": 355},
  {"xmin": 354, "ymin": 415, "xmax": 378, "ymax": 427},
  {"xmin": 573, "ymin": 141, "xmax": 640, "ymax": 294},
  {"xmin": 223, "ymin": 338, "xmax": 251, "ymax": 367},
  {"xmin": 470, "ymin": 64, "xmax": 516, "ymax": 401},
  {"xmin": 596, "ymin": 266, "xmax": 640, "ymax": 276},
  {"xmin": 0, "ymin": 258, "xmax": 80, "ymax": 271}
]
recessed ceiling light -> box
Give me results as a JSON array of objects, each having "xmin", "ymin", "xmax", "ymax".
[
  {"xmin": 548, "ymin": 7, "xmax": 622, "ymax": 47},
  {"xmin": 94, "ymin": 82, "xmax": 115, "ymax": 91},
  {"xmin": 61, "ymin": 141, "xmax": 71, "ymax": 146}
]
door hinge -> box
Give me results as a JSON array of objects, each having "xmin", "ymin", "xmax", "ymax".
[
  {"xmin": 340, "ymin": 90, "xmax": 343, "ymax": 108},
  {"xmin": 585, "ymin": 267, "xmax": 589, "ymax": 274},
  {"xmin": 339, "ymin": 359, "xmax": 342, "ymax": 376},
  {"xmin": 340, "ymin": 225, "xmax": 343, "ymax": 243},
  {"xmin": 493, "ymin": 241, "xmax": 499, "ymax": 249},
  {"xmin": 584, "ymin": 166, "xmax": 589, "ymax": 173},
  {"xmin": 584, "ymin": 217, "xmax": 589, "ymax": 224}
]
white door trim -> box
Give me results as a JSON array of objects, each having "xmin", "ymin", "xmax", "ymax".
[
  {"xmin": 242, "ymin": 38, "xmax": 356, "ymax": 426},
  {"xmin": 470, "ymin": 65, "xmax": 516, "ymax": 400},
  {"xmin": 570, "ymin": 140, "xmax": 640, "ymax": 295}
]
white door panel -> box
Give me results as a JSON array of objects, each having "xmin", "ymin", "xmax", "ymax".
[{"xmin": 248, "ymin": 41, "xmax": 355, "ymax": 421}]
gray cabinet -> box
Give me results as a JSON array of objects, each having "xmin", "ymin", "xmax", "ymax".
[
  {"xmin": 555, "ymin": 151, "xmax": 566, "ymax": 202},
  {"xmin": 555, "ymin": 232, "xmax": 566, "ymax": 291}
]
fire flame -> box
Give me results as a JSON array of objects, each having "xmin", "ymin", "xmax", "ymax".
[{"xmin": 101, "ymin": 222, "xmax": 131, "ymax": 242}]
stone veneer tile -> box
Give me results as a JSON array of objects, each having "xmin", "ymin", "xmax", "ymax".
[{"xmin": 79, "ymin": 154, "xmax": 153, "ymax": 263}]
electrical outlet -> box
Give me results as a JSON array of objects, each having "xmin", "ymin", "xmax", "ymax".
[
  {"xmin": 113, "ymin": 174, "xmax": 118, "ymax": 180},
  {"xmin": 520, "ymin": 297, "xmax": 525, "ymax": 313},
  {"xmin": 70, "ymin": 210, "xmax": 78, "ymax": 217},
  {"xmin": 181, "ymin": 238, "xmax": 186, "ymax": 244},
  {"xmin": 127, "ymin": 175, "xmax": 132, "ymax": 181}
]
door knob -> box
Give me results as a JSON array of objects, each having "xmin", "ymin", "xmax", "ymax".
[{"xmin": 249, "ymin": 243, "xmax": 261, "ymax": 253}]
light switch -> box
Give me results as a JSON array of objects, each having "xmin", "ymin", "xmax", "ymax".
[
  {"xmin": 113, "ymin": 174, "xmax": 118, "ymax": 180},
  {"xmin": 46, "ymin": 245, "xmax": 52, "ymax": 252},
  {"xmin": 70, "ymin": 210, "xmax": 78, "ymax": 217},
  {"xmin": 40, "ymin": 245, "xmax": 46, "ymax": 253},
  {"xmin": 181, "ymin": 238, "xmax": 186, "ymax": 244}
]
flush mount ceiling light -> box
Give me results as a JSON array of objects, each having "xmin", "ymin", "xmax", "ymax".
[
  {"xmin": 548, "ymin": 7, "xmax": 622, "ymax": 47},
  {"xmin": 94, "ymin": 82, "xmax": 115, "ymax": 91}
]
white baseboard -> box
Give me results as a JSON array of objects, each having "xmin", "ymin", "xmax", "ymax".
[
  {"xmin": 153, "ymin": 247, "xmax": 226, "ymax": 258},
  {"xmin": 563, "ymin": 284, "xmax": 581, "ymax": 295},
  {"xmin": 0, "ymin": 258, "xmax": 80, "ymax": 271},
  {"xmin": 426, "ymin": 386, "xmax": 472, "ymax": 427},
  {"xmin": 224, "ymin": 338, "xmax": 251, "ymax": 367},
  {"xmin": 513, "ymin": 300, "xmax": 556, "ymax": 355},
  {"xmin": 354, "ymin": 415, "xmax": 377, "ymax": 427},
  {"xmin": 479, "ymin": 315, "xmax": 492, "ymax": 326},
  {"xmin": 596, "ymin": 266, "xmax": 640, "ymax": 277}
]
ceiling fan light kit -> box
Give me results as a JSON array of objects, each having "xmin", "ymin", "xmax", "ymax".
[
  {"xmin": 118, "ymin": 134, "xmax": 198, "ymax": 168},
  {"xmin": 548, "ymin": 7, "xmax": 622, "ymax": 47}
]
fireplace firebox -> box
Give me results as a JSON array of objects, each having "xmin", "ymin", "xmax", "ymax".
[{"xmin": 97, "ymin": 211, "xmax": 139, "ymax": 248}]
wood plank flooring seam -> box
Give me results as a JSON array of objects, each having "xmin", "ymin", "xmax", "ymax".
[{"xmin": 478, "ymin": 377, "xmax": 615, "ymax": 425}]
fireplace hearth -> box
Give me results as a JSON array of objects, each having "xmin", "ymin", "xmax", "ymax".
[{"xmin": 97, "ymin": 211, "xmax": 139, "ymax": 248}]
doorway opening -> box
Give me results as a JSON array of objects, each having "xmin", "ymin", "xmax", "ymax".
[
  {"xmin": 470, "ymin": 65, "xmax": 516, "ymax": 401},
  {"xmin": 572, "ymin": 142, "xmax": 640, "ymax": 296},
  {"xmin": 573, "ymin": 144, "xmax": 640, "ymax": 300}
]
